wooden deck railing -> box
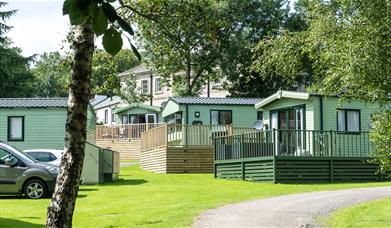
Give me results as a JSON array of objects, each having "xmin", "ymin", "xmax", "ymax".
[
  {"xmin": 96, "ymin": 123, "xmax": 165, "ymax": 140},
  {"xmin": 141, "ymin": 125, "xmax": 167, "ymax": 151},
  {"xmin": 215, "ymin": 129, "xmax": 372, "ymax": 161},
  {"xmin": 140, "ymin": 124, "xmax": 256, "ymax": 150}
]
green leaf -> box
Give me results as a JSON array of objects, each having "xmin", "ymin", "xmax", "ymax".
[
  {"xmin": 102, "ymin": 2, "xmax": 117, "ymax": 23},
  {"xmin": 117, "ymin": 16, "xmax": 134, "ymax": 36},
  {"xmin": 103, "ymin": 28, "xmax": 123, "ymax": 56},
  {"xmin": 92, "ymin": 7, "xmax": 108, "ymax": 36},
  {"xmin": 68, "ymin": 1, "xmax": 89, "ymax": 25},
  {"xmin": 63, "ymin": 0, "xmax": 72, "ymax": 15}
]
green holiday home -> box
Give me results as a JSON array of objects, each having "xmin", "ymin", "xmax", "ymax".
[
  {"xmin": 214, "ymin": 91, "xmax": 389, "ymax": 183},
  {"xmin": 140, "ymin": 97, "xmax": 260, "ymax": 173},
  {"xmin": 0, "ymin": 98, "xmax": 119, "ymax": 184}
]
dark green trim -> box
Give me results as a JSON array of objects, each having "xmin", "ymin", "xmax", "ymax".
[
  {"xmin": 7, "ymin": 116, "xmax": 25, "ymax": 142},
  {"xmin": 214, "ymin": 156, "xmax": 274, "ymax": 164}
]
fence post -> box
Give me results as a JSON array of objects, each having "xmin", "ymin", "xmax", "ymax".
[
  {"xmin": 330, "ymin": 130, "xmax": 333, "ymax": 157},
  {"xmin": 272, "ymin": 129, "xmax": 276, "ymax": 156}
]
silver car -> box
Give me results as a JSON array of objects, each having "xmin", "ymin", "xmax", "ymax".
[{"xmin": 0, "ymin": 142, "xmax": 59, "ymax": 199}]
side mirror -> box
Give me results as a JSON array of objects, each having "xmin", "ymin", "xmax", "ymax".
[{"xmin": 4, "ymin": 157, "xmax": 18, "ymax": 167}]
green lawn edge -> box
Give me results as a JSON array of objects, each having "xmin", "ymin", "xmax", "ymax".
[
  {"xmin": 326, "ymin": 197, "xmax": 391, "ymax": 228},
  {"xmin": 0, "ymin": 165, "xmax": 389, "ymax": 228}
]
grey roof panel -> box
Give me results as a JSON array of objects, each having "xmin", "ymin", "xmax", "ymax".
[
  {"xmin": 170, "ymin": 97, "xmax": 263, "ymax": 105},
  {"xmin": 0, "ymin": 98, "xmax": 68, "ymax": 108},
  {"xmin": 93, "ymin": 96, "xmax": 123, "ymax": 110}
]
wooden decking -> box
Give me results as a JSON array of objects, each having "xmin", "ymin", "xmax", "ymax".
[
  {"xmin": 214, "ymin": 129, "xmax": 385, "ymax": 183},
  {"xmin": 140, "ymin": 124, "xmax": 255, "ymax": 173}
]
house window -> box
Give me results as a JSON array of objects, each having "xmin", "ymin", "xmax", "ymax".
[
  {"xmin": 129, "ymin": 114, "xmax": 146, "ymax": 124},
  {"xmin": 257, "ymin": 111, "xmax": 263, "ymax": 120},
  {"xmin": 111, "ymin": 113, "xmax": 115, "ymax": 123},
  {"xmin": 211, "ymin": 110, "xmax": 232, "ymax": 125},
  {"xmin": 8, "ymin": 116, "xmax": 24, "ymax": 141},
  {"xmin": 141, "ymin": 79, "xmax": 149, "ymax": 94},
  {"xmin": 337, "ymin": 109, "xmax": 360, "ymax": 132},
  {"xmin": 155, "ymin": 78, "xmax": 162, "ymax": 93},
  {"xmin": 104, "ymin": 110, "xmax": 108, "ymax": 124}
]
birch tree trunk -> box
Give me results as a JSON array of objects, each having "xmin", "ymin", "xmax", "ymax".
[{"xmin": 46, "ymin": 20, "xmax": 94, "ymax": 228}]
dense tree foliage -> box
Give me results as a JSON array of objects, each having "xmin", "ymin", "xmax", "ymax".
[
  {"xmin": 31, "ymin": 52, "xmax": 70, "ymax": 97},
  {"xmin": 252, "ymin": 0, "xmax": 391, "ymax": 174},
  {"xmin": 0, "ymin": 2, "xmax": 35, "ymax": 98},
  {"xmin": 31, "ymin": 49, "xmax": 138, "ymax": 97},
  {"xmin": 128, "ymin": 0, "xmax": 288, "ymax": 96},
  {"xmin": 252, "ymin": 0, "xmax": 390, "ymax": 102},
  {"xmin": 0, "ymin": 1, "xmax": 16, "ymax": 42}
]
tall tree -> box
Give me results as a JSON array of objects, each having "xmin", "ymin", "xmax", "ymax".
[
  {"xmin": 32, "ymin": 52, "xmax": 70, "ymax": 97},
  {"xmin": 91, "ymin": 49, "xmax": 138, "ymax": 97},
  {"xmin": 0, "ymin": 1, "xmax": 16, "ymax": 42},
  {"xmin": 128, "ymin": 0, "xmax": 288, "ymax": 96},
  {"xmin": 0, "ymin": 2, "xmax": 35, "ymax": 98},
  {"xmin": 31, "ymin": 49, "xmax": 138, "ymax": 97},
  {"xmin": 251, "ymin": 0, "xmax": 391, "ymax": 174},
  {"xmin": 46, "ymin": 0, "xmax": 139, "ymax": 226}
]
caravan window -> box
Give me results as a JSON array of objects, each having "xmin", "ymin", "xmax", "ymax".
[
  {"xmin": 8, "ymin": 116, "xmax": 24, "ymax": 141},
  {"xmin": 337, "ymin": 109, "xmax": 360, "ymax": 132},
  {"xmin": 211, "ymin": 110, "xmax": 232, "ymax": 125}
]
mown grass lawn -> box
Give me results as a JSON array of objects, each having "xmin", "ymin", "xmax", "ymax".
[
  {"xmin": 0, "ymin": 165, "xmax": 389, "ymax": 228},
  {"xmin": 327, "ymin": 197, "xmax": 391, "ymax": 228}
]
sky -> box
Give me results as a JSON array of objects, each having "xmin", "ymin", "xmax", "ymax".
[
  {"xmin": 4, "ymin": 0, "xmax": 296, "ymax": 57},
  {"xmin": 4, "ymin": 0, "xmax": 129, "ymax": 57},
  {"xmin": 5, "ymin": 0, "xmax": 69, "ymax": 56}
]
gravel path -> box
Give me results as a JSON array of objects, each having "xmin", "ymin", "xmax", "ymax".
[{"xmin": 193, "ymin": 186, "xmax": 391, "ymax": 228}]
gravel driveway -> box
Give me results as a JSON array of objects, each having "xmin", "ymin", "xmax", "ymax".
[{"xmin": 193, "ymin": 186, "xmax": 391, "ymax": 228}]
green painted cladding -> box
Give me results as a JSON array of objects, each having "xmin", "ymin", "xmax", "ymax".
[
  {"xmin": 321, "ymin": 97, "xmax": 381, "ymax": 131},
  {"xmin": 0, "ymin": 106, "xmax": 96, "ymax": 150},
  {"xmin": 163, "ymin": 100, "xmax": 258, "ymax": 127},
  {"xmin": 187, "ymin": 105, "xmax": 257, "ymax": 127},
  {"xmin": 162, "ymin": 100, "xmax": 182, "ymax": 117},
  {"xmin": 86, "ymin": 105, "xmax": 97, "ymax": 144},
  {"xmin": 260, "ymin": 96, "xmax": 382, "ymax": 132}
]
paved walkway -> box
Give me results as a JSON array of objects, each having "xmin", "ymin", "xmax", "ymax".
[{"xmin": 193, "ymin": 186, "xmax": 391, "ymax": 228}]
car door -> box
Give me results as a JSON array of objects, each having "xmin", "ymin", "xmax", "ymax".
[{"xmin": 0, "ymin": 148, "xmax": 27, "ymax": 193}]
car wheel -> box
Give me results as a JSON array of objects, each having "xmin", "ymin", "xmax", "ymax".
[{"xmin": 24, "ymin": 179, "xmax": 47, "ymax": 199}]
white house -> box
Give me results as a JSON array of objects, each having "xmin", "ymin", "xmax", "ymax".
[
  {"xmin": 118, "ymin": 63, "xmax": 229, "ymax": 107},
  {"xmin": 93, "ymin": 96, "xmax": 126, "ymax": 125}
]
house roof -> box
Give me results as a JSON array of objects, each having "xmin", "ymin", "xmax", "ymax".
[
  {"xmin": 90, "ymin": 95, "xmax": 108, "ymax": 106},
  {"xmin": 113, "ymin": 103, "xmax": 161, "ymax": 114},
  {"xmin": 255, "ymin": 90, "xmax": 310, "ymax": 109},
  {"xmin": 118, "ymin": 63, "xmax": 153, "ymax": 77},
  {"xmin": 169, "ymin": 97, "xmax": 263, "ymax": 106},
  {"xmin": 0, "ymin": 98, "xmax": 68, "ymax": 108},
  {"xmin": 93, "ymin": 96, "xmax": 123, "ymax": 110}
]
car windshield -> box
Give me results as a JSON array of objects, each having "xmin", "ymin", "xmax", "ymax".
[{"xmin": 3, "ymin": 144, "xmax": 38, "ymax": 163}]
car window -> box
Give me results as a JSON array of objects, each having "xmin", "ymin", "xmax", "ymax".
[
  {"xmin": 48, "ymin": 153, "xmax": 57, "ymax": 161},
  {"xmin": 0, "ymin": 148, "xmax": 19, "ymax": 166},
  {"xmin": 26, "ymin": 152, "xmax": 57, "ymax": 162},
  {"xmin": 0, "ymin": 148, "xmax": 10, "ymax": 165}
]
